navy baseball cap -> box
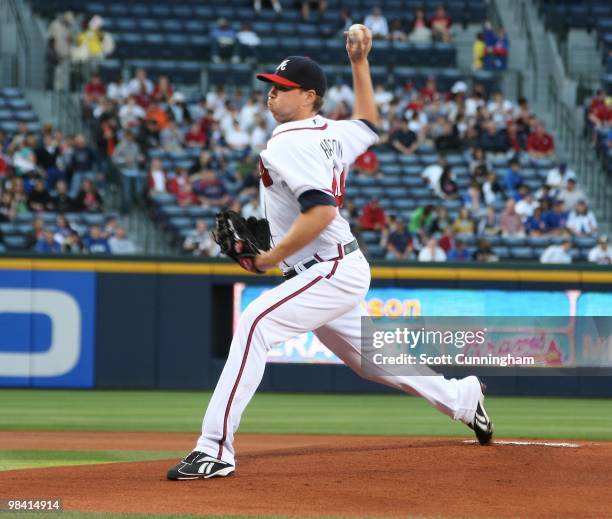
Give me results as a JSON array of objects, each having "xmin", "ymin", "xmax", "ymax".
[{"xmin": 256, "ymin": 56, "xmax": 327, "ymax": 97}]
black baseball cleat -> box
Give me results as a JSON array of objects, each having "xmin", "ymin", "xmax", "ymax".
[
  {"xmin": 468, "ymin": 383, "xmax": 494, "ymax": 445},
  {"xmin": 167, "ymin": 451, "xmax": 235, "ymax": 480}
]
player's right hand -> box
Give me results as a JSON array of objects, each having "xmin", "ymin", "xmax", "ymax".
[{"xmin": 345, "ymin": 25, "xmax": 373, "ymax": 64}]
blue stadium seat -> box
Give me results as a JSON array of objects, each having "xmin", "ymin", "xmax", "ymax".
[
  {"xmin": 391, "ymin": 199, "xmax": 416, "ymax": 211},
  {"xmin": 115, "ymin": 18, "xmax": 136, "ymax": 32},
  {"xmin": 510, "ymin": 246, "xmax": 535, "ymax": 260},
  {"xmin": 169, "ymin": 217, "xmax": 192, "ymax": 230},
  {"xmin": 303, "ymin": 38, "xmax": 326, "ymax": 63},
  {"xmin": 185, "ymin": 206, "xmax": 216, "ymax": 219},
  {"xmin": 527, "ymin": 235, "xmax": 552, "ymax": 247},
  {"xmin": 492, "ymin": 246, "xmax": 510, "ymax": 259},
  {"xmin": 573, "ymin": 236, "xmax": 597, "ymax": 249},
  {"xmin": 456, "ymin": 233, "xmax": 476, "ymax": 246},
  {"xmin": 361, "ymin": 186, "xmax": 385, "ymax": 198},
  {"xmin": 150, "ymin": 5, "xmax": 171, "ymax": 18},
  {"xmin": 108, "ymin": 4, "xmax": 128, "ymax": 16},
  {"xmin": 471, "ymin": 70, "xmax": 497, "ymax": 94},
  {"xmin": 379, "ymin": 176, "xmax": 402, "ymax": 187},
  {"xmin": 361, "ymin": 230, "xmax": 380, "ymax": 243},
  {"xmin": 366, "ymin": 244, "xmax": 384, "ymax": 259},
  {"xmin": 0, "ymin": 88, "xmax": 20, "ymax": 98},
  {"xmin": 397, "ymin": 154, "xmax": 419, "ymax": 165},
  {"xmin": 484, "ymin": 235, "xmax": 502, "ymax": 246},
  {"xmin": 188, "ymin": 35, "xmax": 209, "ymax": 58},
  {"xmin": 369, "ymin": 40, "xmax": 392, "ymax": 66},
  {"xmin": 176, "ymin": 62, "xmax": 203, "ymax": 85},
  {"xmin": 2, "ymin": 235, "xmax": 27, "ymax": 250},
  {"xmin": 382, "ymin": 164, "xmax": 402, "ymax": 175},
  {"xmin": 138, "ymin": 19, "xmax": 160, "ymax": 33},
  {"xmin": 410, "ymin": 187, "xmax": 431, "ymax": 198},
  {"xmin": 150, "ymin": 193, "xmax": 176, "ymax": 206},
  {"xmin": 159, "ymin": 205, "xmax": 185, "ymax": 219},
  {"xmin": 401, "ymin": 175, "xmax": 424, "ymax": 188},
  {"xmin": 129, "ymin": 4, "xmax": 150, "ymax": 17},
  {"xmin": 501, "ymin": 236, "xmax": 527, "ymax": 247},
  {"xmin": 184, "ymin": 20, "xmax": 207, "ymax": 34},
  {"xmin": 171, "ymin": 5, "xmax": 193, "ymax": 19},
  {"xmin": 0, "ymin": 222, "xmax": 17, "ymax": 235},
  {"xmin": 160, "ymin": 20, "xmax": 182, "ymax": 33},
  {"xmin": 82, "ymin": 214, "xmax": 106, "ymax": 226},
  {"xmin": 7, "ymin": 98, "xmax": 28, "ymax": 109},
  {"xmin": 0, "ymin": 121, "xmax": 19, "ymax": 133}
]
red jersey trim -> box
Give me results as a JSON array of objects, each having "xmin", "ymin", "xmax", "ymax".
[{"xmin": 272, "ymin": 123, "xmax": 328, "ymax": 139}]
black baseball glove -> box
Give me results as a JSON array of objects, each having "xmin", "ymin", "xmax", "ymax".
[{"xmin": 212, "ymin": 209, "xmax": 272, "ymax": 274}]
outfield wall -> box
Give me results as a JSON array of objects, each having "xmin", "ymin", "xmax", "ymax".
[{"xmin": 1, "ymin": 254, "xmax": 611, "ymax": 396}]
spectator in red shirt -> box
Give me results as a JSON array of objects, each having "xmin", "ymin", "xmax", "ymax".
[
  {"xmin": 185, "ymin": 121, "xmax": 207, "ymax": 148},
  {"xmin": 419, "ymin": 77, "xmax": 438, "ymax": 103},
  {"xmin": 83, "ymin": 72, "xmax": 106, "ymax": 111},
  {"xmin": 359, "ymin": 198, "xmax": 388, "ymax": 230},
  {"xmin": 167, "ymin": 167, "xmax": 190, "ymax": 195},
  {"xmin": 151, "ymin": 75, "xmax": 173, "ymax": 104},
  {"xmin": 176, "ymin": 182, "xmax": 199, "ymax": 207},
  {"xmin": 353, "ymin": 149, "xmax": 379, "ymax": 176},
  {"xmin": 527, "ymin": 122, "xmax": 555, "ymax": 158},
  {"xmin": 430, "ymin": 5, "xmax": 452, "ymax": 42},
  {"xmin": 588, "ymin": 96, "xmax": 612, "ymax": 129},
  {"xmin": 588, "ymin": 90, "xmax": 606, "ymax": 117}
]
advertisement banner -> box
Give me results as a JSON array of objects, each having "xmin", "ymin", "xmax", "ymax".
[
  {"xmin": 0, "ymin": 270, "xmax": 96, "ymax": 387},
  {"xmin": 234, "ymin": 285, "xmax": 612, "ymax": 366}
]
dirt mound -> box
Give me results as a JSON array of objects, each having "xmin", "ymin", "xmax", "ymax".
[{"xmin": 1, "ymin": 432, "xmax": 610, "ymax": 518}]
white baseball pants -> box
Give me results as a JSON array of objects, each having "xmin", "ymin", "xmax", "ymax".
[{"xmin": 196, "ymin": 250, "xmax": 481, "ymax": 465}]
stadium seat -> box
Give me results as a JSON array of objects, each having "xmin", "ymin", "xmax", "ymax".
[
  {"xmin": 501, "ymin": 236, "xmax": 527, "ymax": 247},
  {"xmin": 573, "ymin": 236, "xmax": 597, "ymax": 249},
  {"xmin": 492, "ymin": 246, "xmax": 510, "ymax": 259},
  {"xmin": 510, "ymin": 246, "xmax": 535, "ymax": 260},
  {"xmin": 2, "ymin": 235, "xmax": 27, "ymax": 250},
  {"xmin": 527, "ymin": 235, "xmax": 552, "ymax": 247}
]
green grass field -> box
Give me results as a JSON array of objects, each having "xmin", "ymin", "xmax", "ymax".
[{"xmin": 1, "ymin": 389, "xmax": 611, "ymax": 440}]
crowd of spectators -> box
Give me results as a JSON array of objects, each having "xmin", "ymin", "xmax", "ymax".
[
  {"xmin": 0, "ymin": 119, "xmax": 139, "ymax": 255},
  {"xmin": 72, "ymin": 51, "xmax": 609, "ymax": 263}
]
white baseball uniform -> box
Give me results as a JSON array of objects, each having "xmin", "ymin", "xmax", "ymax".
[{"xmin": 196, "ymin": 115, "xmax": 481, "ymax": 465}]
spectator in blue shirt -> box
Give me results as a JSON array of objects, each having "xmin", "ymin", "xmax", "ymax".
[
  {"xmin": 211, "ymin": 18, "xmax": 240, "ymax": 63},
  {"xmin": 69, "ymin": 134, "xmax": 97, "ymax": 196},
  {"xmin": 193, "ymin": 169, "xmax": 231, "ymax": 208},
  {"xmin": 35, "ymin": 230, "xmax": 62, "ymax": 253},
  {"xmin": 503, "ymin": 158, "xmax": 523, "ymax": 198},
  {"xmin": 525, "ymin": 207, "xmax": 547, "ymax": 236},
  {"xmin": 543, "ymin": 200, "xmax": 569, "ymax": 235},
  {"xmin": 491, "ymin": 28, "xmax": 509, "ymax": 70},
  {"xmin": 83, "ymin": 225, "xmax": 110, "ymax": 254},
  {"xmin": 385, "ymin": 219, "xmax": 413, "ymax": 259},
  {"xmin": 447, "ymin": 239, "xmax": 471, "ymax": 261}
]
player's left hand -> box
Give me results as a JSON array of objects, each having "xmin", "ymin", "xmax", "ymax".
[
  {"xmin": 212, "ymin": 210, "xmax": 271, "ymax": 274},
  {"xmin": 345, "ymin": 24, "xmax": 373, "ymax": 64}
]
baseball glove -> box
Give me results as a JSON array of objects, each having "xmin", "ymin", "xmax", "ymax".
[{"xmin": 212, "ymin": 209, "xmax": 271, "ymax": 274}]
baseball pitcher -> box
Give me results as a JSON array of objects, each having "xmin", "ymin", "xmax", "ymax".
[{"xmin": 168, "ymin": 25, "xmax": 493, "ymax": 480}]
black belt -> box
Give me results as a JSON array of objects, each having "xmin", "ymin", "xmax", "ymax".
[{"xmin": 283, "ymin": 239, "xmax": 359, "ymax": 280}]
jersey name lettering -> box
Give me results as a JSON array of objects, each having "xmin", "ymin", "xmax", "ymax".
[{"xmin": 319, "ymin": 139, "xmax": 343, "ymax": 161}]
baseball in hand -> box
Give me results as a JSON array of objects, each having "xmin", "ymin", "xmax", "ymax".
[
  {"xmin": 347, "ymin": 24, "xmax": 368, "ymax": 44},
  {"xmin": 345, "ymin": 24, "xmax": 372, "ymax": 62}
]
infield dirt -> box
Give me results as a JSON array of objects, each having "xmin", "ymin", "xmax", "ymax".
[{"xmin": 1, "ymin": 431, "xmax": 611, "ymax": 518}]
